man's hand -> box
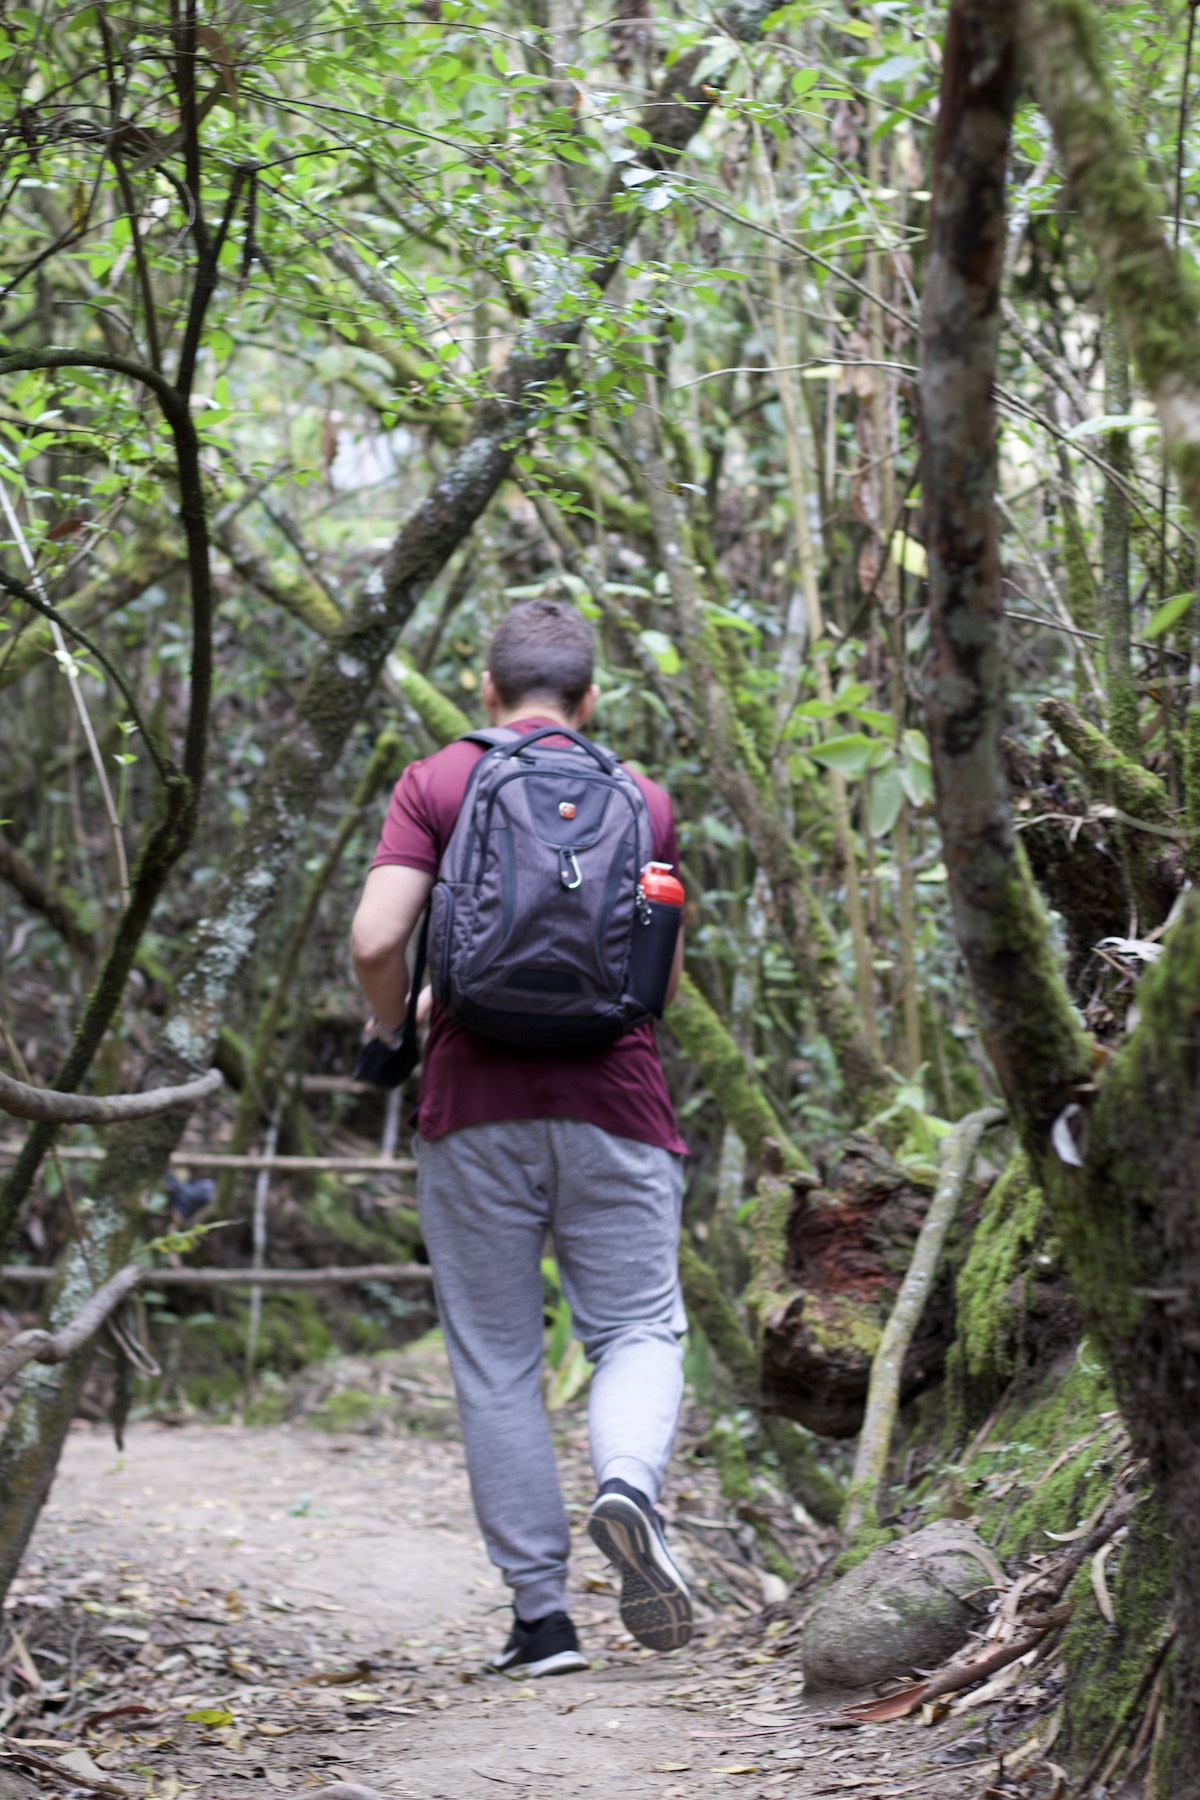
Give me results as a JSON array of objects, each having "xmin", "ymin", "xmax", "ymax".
[{"xmin": 364, "ymin": 1014, "xmax": 407, "ymax": 1047}]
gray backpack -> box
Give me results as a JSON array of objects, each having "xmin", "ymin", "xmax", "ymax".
[{"xmin": 426, "ymin": 725, "xmax": 661, "ymax": 1050}]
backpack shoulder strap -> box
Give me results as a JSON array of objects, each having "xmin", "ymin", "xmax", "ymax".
[{"xmin": 459, "ymin": 726, "xmax": 520, "ymax": 752}]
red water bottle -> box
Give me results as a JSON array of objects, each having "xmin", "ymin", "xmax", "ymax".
[{"xmin": 628, "ymin": 862, "xmax": 685, "ymax": 1017}]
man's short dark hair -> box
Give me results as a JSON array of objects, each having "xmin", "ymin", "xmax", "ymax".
[{"xmin": 487, "ymin": 599, "xmax": 595, "ymax": 712}]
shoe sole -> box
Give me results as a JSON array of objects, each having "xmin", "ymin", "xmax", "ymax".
[
  {"xmin": 587, "ymin": 1494, "xmax": 693, "ymax": 1652},
  {"xmin": 489, "ymin": 1648, "xmax": 588, "ymax": 1678}
]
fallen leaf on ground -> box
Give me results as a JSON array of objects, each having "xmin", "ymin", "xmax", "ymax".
[
  {"xmin": 1091, "ymin": 1540, "xmax": 1117, "ymax": 1624},
  {"xmin": 839, "ymin": 1684, "xmax": 928, "ymax": 1724},
  {"xmin": 58, "ymin": 1747, "xmax": 111, "ymax": 1780}
]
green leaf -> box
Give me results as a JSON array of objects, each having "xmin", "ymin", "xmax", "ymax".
[
  {"xmin": 1146, "ymin": 591, "xmax": 1194, "ymax": 640},
  {"xmin": 809, "ymin": 732, "xmax": 875, "ymax": 777},
  {"xmin": 314, "ymin": 346, "xmax": 346, "ymax": 382},
  {"xmin": 903, "ymin": 727, "xmax": 932, "ymax": 767},
  {"xmin": 186, "ymin": 1709, "xmax": 236, "ymax": 1727},
  {"xmin": 1065, "ymin": 411, "xmax": 1160, "ymax": 441},
  {"xmin": 791, "ymin": 698, "xmax": 837, "ymax": 722},
  {"xmin": 890, "ymin": 531, "xmax": 927, "ymax": 577},
  {"xmin": 639, "ymin": 628, "xmax": 680, "ymax": 675},
  {"xmin": 867, "ymin": 764, "xmax": 904, "ymax": 837},
  {"xmin": 899, "ymin": 755, "xmax": 934, "ymax": 808}
]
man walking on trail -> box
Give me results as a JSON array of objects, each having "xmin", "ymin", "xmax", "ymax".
[{"xmin": 351, "ymin": 598, "xmax": 692, "ymax": 1676}]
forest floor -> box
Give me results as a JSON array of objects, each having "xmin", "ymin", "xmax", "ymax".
[{"xmin": 0, "ymin": 1337, "xmax": 1057, "ymax": 1800}]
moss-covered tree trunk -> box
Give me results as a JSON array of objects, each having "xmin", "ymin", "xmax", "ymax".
[{"xmin": 924, "ymin": 2, "xmax": 1200, "ymax": 1781}]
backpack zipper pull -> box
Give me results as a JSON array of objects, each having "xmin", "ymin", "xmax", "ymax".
[{"xmin": 559, "ymin": 847, "xmax": 582, "ymax": 890}]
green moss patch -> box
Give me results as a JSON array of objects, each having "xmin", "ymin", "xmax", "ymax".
[
  {"xmin": 1058, "ymin": 1505, "xmax": 1174, "ymax": 1776},
  {"xmin": 954, "ymin": 1152, "xmax": 1044, "ymax": 1387}
]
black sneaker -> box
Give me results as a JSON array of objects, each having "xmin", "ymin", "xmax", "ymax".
[
  {"xmin": 489, "ymin": 1610, "xmax": 588, "ymax": 1677},
  {"xmin": 586, "ymin": 1478, "xmax": 694, "ymax": 1652}
]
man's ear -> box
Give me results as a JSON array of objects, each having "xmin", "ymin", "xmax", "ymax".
[
  {"xmin": 481, "ymin": 670, "xmax": 500, "ymax": 717},
  {"xmin": 574, "ymin": 683, "xmax": 600, "ymax": 727}
]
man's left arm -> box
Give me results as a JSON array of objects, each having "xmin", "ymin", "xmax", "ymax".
[{"xmin": 351, "ymin": 864, "xmax": 434, "ymax": 1036}]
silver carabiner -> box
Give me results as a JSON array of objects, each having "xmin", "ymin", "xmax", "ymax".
[{"xmin": 559, "ymin": 847, "xmax": 582, "ymax": 890}]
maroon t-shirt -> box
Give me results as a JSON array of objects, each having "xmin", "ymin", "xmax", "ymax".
[{"xmin": 369, "ymin": 718, "xmax": 686, "ymax": 1155}]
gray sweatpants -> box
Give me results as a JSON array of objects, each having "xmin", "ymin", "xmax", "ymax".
[{"xmin": 416, "ymin": 1117, "xmax": 686, "ymax": 1621}]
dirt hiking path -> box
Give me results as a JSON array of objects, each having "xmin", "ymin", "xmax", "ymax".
[{"xmin": 1, "ymin": 1348, "xmax": 1001, "ymax": 1800}]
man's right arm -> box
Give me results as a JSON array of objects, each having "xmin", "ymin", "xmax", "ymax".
[{"xmin": 350, "ymin": 864, "xmax": 434, "ymax": 1033}]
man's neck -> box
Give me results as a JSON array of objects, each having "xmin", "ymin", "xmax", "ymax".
[{"xmin": 490, "ymin": 701, "xmax": 577, "ymax": 730}]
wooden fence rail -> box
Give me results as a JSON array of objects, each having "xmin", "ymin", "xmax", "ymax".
[
  {"xmin": 0, "ymin": 1263, "xmax": 434, "ymax": 1288},
  {"xmin": 0, "ymin": 1145, "xmax": 415, "ymax": 1174}
]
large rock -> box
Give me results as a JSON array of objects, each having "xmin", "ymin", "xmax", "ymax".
[{"xmin": 802, "ymin": 1522, "xmax": 998, "ymax": 1691}]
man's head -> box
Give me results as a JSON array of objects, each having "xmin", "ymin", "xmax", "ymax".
[{"xmin": 482, "ymin": 598, "xmax": 599, "ymax": 726}]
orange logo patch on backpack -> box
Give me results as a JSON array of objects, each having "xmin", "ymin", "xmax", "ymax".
[{"xmin": 559, "ymin": 801, "xmax": 577, "ymax": 820}]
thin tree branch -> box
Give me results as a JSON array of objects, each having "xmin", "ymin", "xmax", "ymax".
[
  {"xmin": 0, "ymin": 1262, "xmax": 142, "ymax": 1387},
  {"xmin": 0, "ymin": 1066, "xmax": 222, "ymax": 1125},
  {"xmin": 843, "ymin": 1107, "xmax": 1004, "ymax": 1537},
  {"xmin": 176, "ymin": 163, "xmax": 248, "ymax": 398}
]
